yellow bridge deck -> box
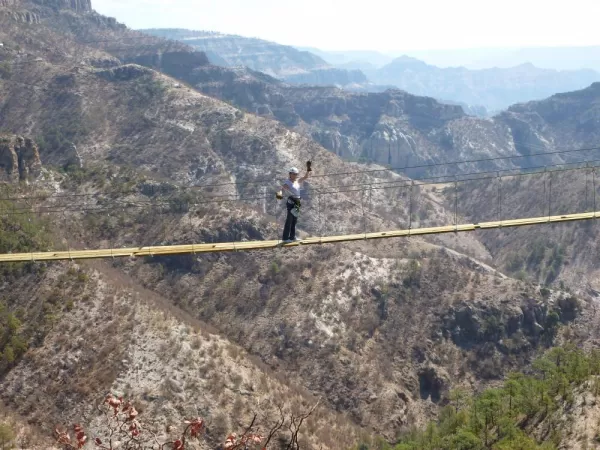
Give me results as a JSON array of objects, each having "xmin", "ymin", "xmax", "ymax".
[{"xmin": 0, "ymin": 211, "xmax": 596, "ymax": 262}]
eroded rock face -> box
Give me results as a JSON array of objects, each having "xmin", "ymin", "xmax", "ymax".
[
  {"xmin": 32, "ymin": 0, "xmax": 92, "ymax": 12},
  {"xmin": 0, "ymin": 135, "xmax": 42, "ymax": 182},
  {"xmin": 95, "ymin": 64, "xmax": 154, "ymax": 81},
  {"xmin": 125, "ymin": 51, "xmax": 210, "ymax": 81},
  {"xmin": 0, "ymin": 5, "xmax": 40, "ymax": 23},
  {"xmin": 418, "ymin": 365, "xmax": 449, "ymax": 403},
  {"xmin": 441, "ymin": 296, "xmax": 580, "ymax": 360}
]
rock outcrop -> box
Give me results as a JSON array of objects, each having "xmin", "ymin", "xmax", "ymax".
[
  {"xmin": 95, "ymin": 64, "xmax": 154, "ymax": 81},
  {"xmin": 125, "ymin": 50, "xmax": 210, "ymax": 80},
  {"xmin": 0, "ymin": 0, "xmax": 41, "ymax": 22},
  {"xmin": 0, "ymin": 135, "xmax": 42, "ymax": 182},
  {"xmin": 440, "ymin": 295, "xmax": 580, "ymax": 378},
  {"xmin": 0, "ymin": 8, "xmax": 40, "ymax": 22},
  {"xmin": 33, "ymin": 0, "xmax": 92, "ymax": 12}
]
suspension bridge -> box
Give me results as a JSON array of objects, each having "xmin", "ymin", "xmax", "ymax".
[
  {"xmin": 1, "ymin": 146, "xmax": 600, "ymax": 263},
  {"xmin": 0, "ymin": 210, "xmax": 596, "ymax": 262}
]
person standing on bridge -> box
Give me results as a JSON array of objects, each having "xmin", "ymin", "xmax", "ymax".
[{"xmin": 276, "ymin": 161, "xmax": 312, "ymax": 243}]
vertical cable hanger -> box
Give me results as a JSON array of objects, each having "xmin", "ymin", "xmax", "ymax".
[
  {"xmin": 109, "ymin": 209, "xmax": 116, "ymax": 260},
  {"xmin": 408, "ymin": 181, "xmax": 414, "ymax": 236},
  {"xmin": 62, "ymin": 211, "xmax": 73, "ymax": 261},
  {"xmin": 585, "ymin": 164, "xmax": 589, "ymax": 212},
  {"xmin": 542, "ymin": 168, "xmax": 547, "ymax": 218},
  {"xmin": 360, "ymin": 188, "xmax": 367, "ymax": 240},
  {"xmin": 548, "ymin": 170, "xmax": 553, "ymax": 221},
  {"xmin": 454, "ymin": 176, "xmax": 458, "ymax": 232},
  {"xmin": 497, "ymin": 172, "xmax": 502, "ymax": 226},
  {"xmin": 188, "ymin": 207, "xmax": 196, "ymax": 256},
  {"xmin": 317, "ymin": 187, "xmax": 323, "ymax": 243},
  {"xmin": 368, "ymin": 183, "xmax": 373, "ymax": 237},
  {"xmin": 594, "ymin": 167, "xmax": 597, "ymax": 218}
]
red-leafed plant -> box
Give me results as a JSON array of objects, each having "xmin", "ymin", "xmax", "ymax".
[
  {"xmin": 55, "ymin": 394, "xmax": 205, "ymax": 449},
  {"xmin": 55, "ymin": 394, "xmax": 319, "ymax": 449}
]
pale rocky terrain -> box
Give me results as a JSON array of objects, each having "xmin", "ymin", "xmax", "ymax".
[{"xmin": 0, "ymin": 1, "xmax": 600, "ymax": 449}]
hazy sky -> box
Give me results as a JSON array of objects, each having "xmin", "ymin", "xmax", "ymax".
[{"xmin": 92, "ymin": 0, "xmax": 600, "ymax": 52}]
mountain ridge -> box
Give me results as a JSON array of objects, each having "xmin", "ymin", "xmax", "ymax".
[
  {"xmin": 373, "ymin": 55, "xmax": 600, "ymax": 111},
  {"xmin": 141, "ymin": 27, "xmax": 372, "ymax": 90},
  {"xmin": 1, "ymin": 1, "xmax": 600, "ymax": 448}
]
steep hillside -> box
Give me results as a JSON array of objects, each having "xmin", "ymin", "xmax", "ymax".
[
  {"xmin": 0, "ymin": 165, "xmax": 364, "ymax": 449},
  {"xmin": 13, "ymin": 163, "xmax": 582, "ymax": 438},
  {"xmin": 182, "ymin": 68, "xmax": 524, "ymax": 177},
  {"xmin": 190, "ymin": 69, "xmax": 600, "ymax": 178},
  {"xmin": 1, "ymin": 257, "xmax": 363, "ymax": 449},
  {"xmin": 443, "ymin": 86, "xmax": 600, "ymax": 290},
  {"xmin": 372, "ymin": 56, "xmax": 600, "ymax": 112},
  {"xmin": 132, "ymin": 52, "xmax": 599, "ymax": 178},
  {"xmin": 452, "ymin": 164, "xmax": 600, "ymax": 291},
  {"xmin": 501, "ymin": 82, "xmax": 600, "ymax": 152},
  {"xmin": 1, "ymin": 1, "xmax": 600, "ymax": 448},
  {"xmin": 12, "ymin": 0, "xmax": 597, "ymax": 179}
]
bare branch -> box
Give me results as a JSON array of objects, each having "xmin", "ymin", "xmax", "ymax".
[
  {"xmin": 263, "ymin": 405, "xmax": 286, "ymax": 449},
  {"xmin": 242, "ymin": 413, "xmax": 258, "ymax": 437},
  {"xmin": 286, "ymin": 398, "xmax": 321, "ymax": 450}
]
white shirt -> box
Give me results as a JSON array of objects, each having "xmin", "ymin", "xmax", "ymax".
[{"xmin": 283, "ymin": 179, "xmax": 301, "ymax": 199}]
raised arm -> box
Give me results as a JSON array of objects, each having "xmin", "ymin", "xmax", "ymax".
[
  {"xmin": 299, "ymin": 160, "xmax": 312, "ymax": 183},
  {"xmin": 299, "ymin": 172, "xmax": 310, "ymax": 183}
]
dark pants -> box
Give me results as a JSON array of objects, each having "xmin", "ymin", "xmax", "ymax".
[{"xmin": 282, "ymin": 198, "xmax": 300, "ymax": 241}]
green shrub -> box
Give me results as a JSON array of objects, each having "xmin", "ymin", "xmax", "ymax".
[{"xmin": 390, "ymin": 346, "xmax": 599, "ymax": 450}]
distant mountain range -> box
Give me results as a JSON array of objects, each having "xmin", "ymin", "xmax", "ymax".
[
  {"xmin": 302, "ymin": 46, "xmax": 600, "ymax": 72},
  {"xmin": 141, "ymin": 29, "xmax": 600, "ymax": 114},
  {"xmin": 398, "ymin": 46, "xmax": 600, "ymax": 72},
  {"xmin": 303, "ymin": 49, "xmax": 600, "ymax": 113},
  {"xmin": 371, "ymin": 56, "xmax": 600, "ymax": 112}
]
